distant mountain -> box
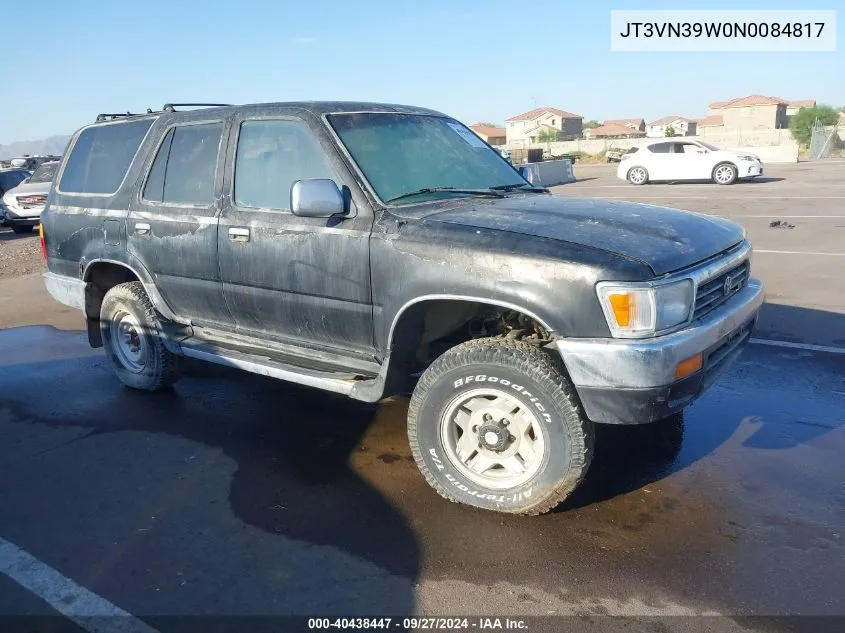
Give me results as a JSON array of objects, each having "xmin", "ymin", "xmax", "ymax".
[{"xmin": 0, "ymin": 135, "xmax": 71, "ymax": 160}]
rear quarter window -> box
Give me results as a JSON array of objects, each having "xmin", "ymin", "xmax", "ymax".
[{"xmin": 59, "ymin": 119, "xmax": 153, "ymax": 195}]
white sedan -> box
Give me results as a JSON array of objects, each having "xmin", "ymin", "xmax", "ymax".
[{"xmin": 616, "ymin": 140, "xmax": 763, "ymax": 185}]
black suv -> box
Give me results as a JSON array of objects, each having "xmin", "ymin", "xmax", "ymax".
[{"xmin": 41, "ymin": 102, "xmax": 763, "ymax": 514}]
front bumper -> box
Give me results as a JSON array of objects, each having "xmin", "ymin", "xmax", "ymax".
[
  {"xmin": 741, "ymin": 161, "xmax": 763, "ymax": 177},
  {"xmin": 550, "ymin": 279, "xmax": 764, "ymax": 424}
]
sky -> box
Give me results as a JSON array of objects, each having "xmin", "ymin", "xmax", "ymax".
[{"xmin": 2, "ymin": 0, "xmax": 842, "ymax": 144}]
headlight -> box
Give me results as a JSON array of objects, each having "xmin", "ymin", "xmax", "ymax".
[
  {"xmin": 597, "ymin": 279, "xmax": 693, "ymax": 338},
  {"xmin": 737, "ymin": 154, "xmax": 757, "ymax": 162}
]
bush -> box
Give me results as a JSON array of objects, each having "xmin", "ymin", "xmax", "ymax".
[
  {"xmin": 789, "ymin": 105, "xmax": 840, "ymax": 147},
  {"xmin": 537, "ymin": 129, "xmax": 560, "ymax": 142},
  {"xmin": 664, "ymin": 126, "xmax": 676, "ymax": 137}
]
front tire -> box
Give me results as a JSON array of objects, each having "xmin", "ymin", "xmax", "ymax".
[
  {"xmin": 627, "ymin": 166, "xmax": 649, "ymax": 185},
  {"xmin": 408, "ymin": 338, "xmax": 594, "ymax": 515},
  {"xmin": 100, "ymin": 281, "xmax": 181, "ymax": 391},
  {"xmin": 712, "ymin": 162, "xmax": 738, "ymax": 185}
]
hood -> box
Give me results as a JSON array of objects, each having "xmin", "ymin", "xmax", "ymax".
[
  {"xmin": 723, "ymin": 148, "xmax": 761, "ymax": 159},
  {"xmin": 424, "ymin": 195, "xmax": 744, "ymax": 276}
]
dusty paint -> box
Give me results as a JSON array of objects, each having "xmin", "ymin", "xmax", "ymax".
[{"xmin": 41, "ymin": 101, "xmax": 750, "ymax": 408}]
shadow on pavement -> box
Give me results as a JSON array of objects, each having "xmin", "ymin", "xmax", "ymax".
[
  {"xmin": 756, "ymin": 301, "xmax": 845, "ymax": 347},
  {"xmin": 0, "ymin": 326, "xmax": 419, "ymax": 614},
  {"xmin": 0, "ymin": 228, "xmax": 37, "ymax": 242}
]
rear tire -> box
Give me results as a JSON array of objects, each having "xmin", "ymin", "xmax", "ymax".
[
  {"xmin": 408, "ymin": 338, "xmax": 594, "ymax": 515},
  {"xmin": 100, "ymin": 281, "xmax": 181, "ymax": 391},
  {"xmin": 627, "ymin": 166, "xmax": 649, "ymax": 185}
]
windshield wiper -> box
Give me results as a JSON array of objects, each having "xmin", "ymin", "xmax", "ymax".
[
  {"xmin": 490, "ymin": 183, "xmax": 548, "ymax": 193},
  {"xmin": 385, "ymin": 187, "xmax": 505, "ymax": 203}
]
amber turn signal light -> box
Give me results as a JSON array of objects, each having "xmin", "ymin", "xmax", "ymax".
[
  {"xmin": 608, "ymin": 293, "xmax": 631, "ymax": 327},
  {"xmin": 674, "ymin": 353, "xmax": 703, "ymax": 380}
]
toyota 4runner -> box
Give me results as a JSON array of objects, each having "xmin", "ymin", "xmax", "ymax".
[{"xmin": 41, "ymin": 102, "xmax": 764, "ymax": 514}]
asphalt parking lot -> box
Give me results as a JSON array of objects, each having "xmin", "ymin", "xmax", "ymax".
[{"xmin": 0, "ymin": 161, "xmax": 843, "ymax": 632}]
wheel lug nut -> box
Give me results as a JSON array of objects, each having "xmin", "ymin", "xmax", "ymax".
[
  {"xmin": 501, "ymin": 419, "xmax": 510, "ymax": 427},
  {"xmin": 483, "ymin": 414, "xmax": 492, "ymax": 422},
  {"xmin": 472, "ymin": 425, "xmax": 479, "ymax": 432}
]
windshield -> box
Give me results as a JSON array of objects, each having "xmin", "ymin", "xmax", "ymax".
[
  {"xmin": 327, "ymin": 113, "xmax": 525, "ymax": 203},
  {"xmin": 27, "ymin": 162, "xmax": 59, "ymax": 184},
  {"xmin": 698, "ymin": 141, "xmax": 719, "ymax": 151}
]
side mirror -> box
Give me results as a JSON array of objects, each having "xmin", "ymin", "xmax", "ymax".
[{"xmin": 291, "ymin": 179, "xmax": 346, "ymax": 218}]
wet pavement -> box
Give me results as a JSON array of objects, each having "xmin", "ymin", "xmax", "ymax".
[
  {"xmin": 2, "ymin": 162, "xmax": 844, "ymax": 630},
  {"xmin": 0, "ymin": 323, "xmax": 843, "ymax": 629}
]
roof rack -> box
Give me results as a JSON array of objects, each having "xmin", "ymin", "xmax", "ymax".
[
  {"xmin": 95, "ymin": 109, "xmax": 159, "ymax": 122},
  {"xmin": 94, "ymin": 103, "xmax": 231, "ymax": 122},
  {"xmin": 162, "ymin": 103, "xmax": 232, "ymax": 112}
]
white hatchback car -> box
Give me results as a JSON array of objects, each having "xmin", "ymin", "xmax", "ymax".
[{"xmin": 616, "ymin": 140, "xmax": 763, "ymax": 185}]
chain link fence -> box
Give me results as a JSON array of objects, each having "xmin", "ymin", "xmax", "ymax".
[{"xmin": 808, "ymin": 124, "xmax": 844, "ymax": 160}]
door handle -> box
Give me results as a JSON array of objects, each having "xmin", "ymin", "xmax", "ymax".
[
  {"xmin": 229, "ymin": 227, "xmax": 250, "ymax": 243},
  {"xmin": 134, "ymin": 222, "xmax": 151, "ymax": 236}
]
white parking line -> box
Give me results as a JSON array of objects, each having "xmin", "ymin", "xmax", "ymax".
[
  {"xmin": 0, "ymin": 537, "xmax": 159, "ymax": 633},
  {"xmin": 750, "ymin": 338, "xmax": 845, "ymax": 355},
  {"xmin": 754, "ymin": 249, "xmax": 845, "ymax": 257}
]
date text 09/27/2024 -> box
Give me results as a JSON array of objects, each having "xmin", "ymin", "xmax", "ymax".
[{"xmin": 307, "ymin": 617, "xmax": 529, "ymax": 630}]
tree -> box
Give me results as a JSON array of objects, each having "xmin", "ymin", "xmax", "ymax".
[
  {"xmin": 583, "ymin": 120, "xmax": 601, "ymax": 129},
  {"xmin": 537, "ymin": 128, "xmax": 559, "ymax": 142},
  {"xmin": 664, "ymin": 126, "xmax": 676, "ymax": 137},
  {"xmin": 788, "ymin": 105, "xmax": 840, "ymax": 147}
]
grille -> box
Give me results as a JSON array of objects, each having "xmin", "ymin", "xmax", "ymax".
[
  {"xmin": 17, "ymin": 194, "xmax": 47, "ymax": 209},
  {"xmin": 693, "ymin": 260, "xmax": 750, "ymax": 320}
]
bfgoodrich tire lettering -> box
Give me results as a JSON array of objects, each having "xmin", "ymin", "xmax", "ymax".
[
  {"xmin": 408, "ymin": 338, "xmax": 594, "ymax": 515},
  {"xmin": 100, "ymin": 281, "xmax": 181, "ymax": 391}
]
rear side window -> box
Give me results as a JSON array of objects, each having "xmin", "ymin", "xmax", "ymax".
[
  {"xmin": 234, "ymin": 119, "xmax": 334, "ymax": 210},
  {"xmin": 648, "ymin": 143, "xmax": 672, "ymax": 154},
  {"xmin": 59, "ymin": 119, "xmax": 153, "ymax": 194},
  {"xmin": 143, "ymin": 123, "xmax": 222, "ymax": 205}
]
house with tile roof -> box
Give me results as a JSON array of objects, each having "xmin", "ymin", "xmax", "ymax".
[
  {"xmin": 505, "ymin": 107, "xmax": 583, "ymax": 146},
  {"xmin": 696, "ymin": 115, "xmax": 724, "ymax": 131},
  {"xmin": 603, "ymin": 118, "xmax": 646, "ymax": 133},
  {"xmin": 646, "ymin": 115, "xmax": 697, "ymax": 138},
  {"xmin": 784, "ymin": 99, "xmax": 816, "ymax": 116},
  {"xmin": 468, "ymin": 123, "xmax": 507, "ymax": 146},
  {"xmin": 583, "ymin": 123, "xmax": 645, "ymax": 139},
  {"xmin": 707, "ymin": 95, "xmax": 791, "ymax": 130}
]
